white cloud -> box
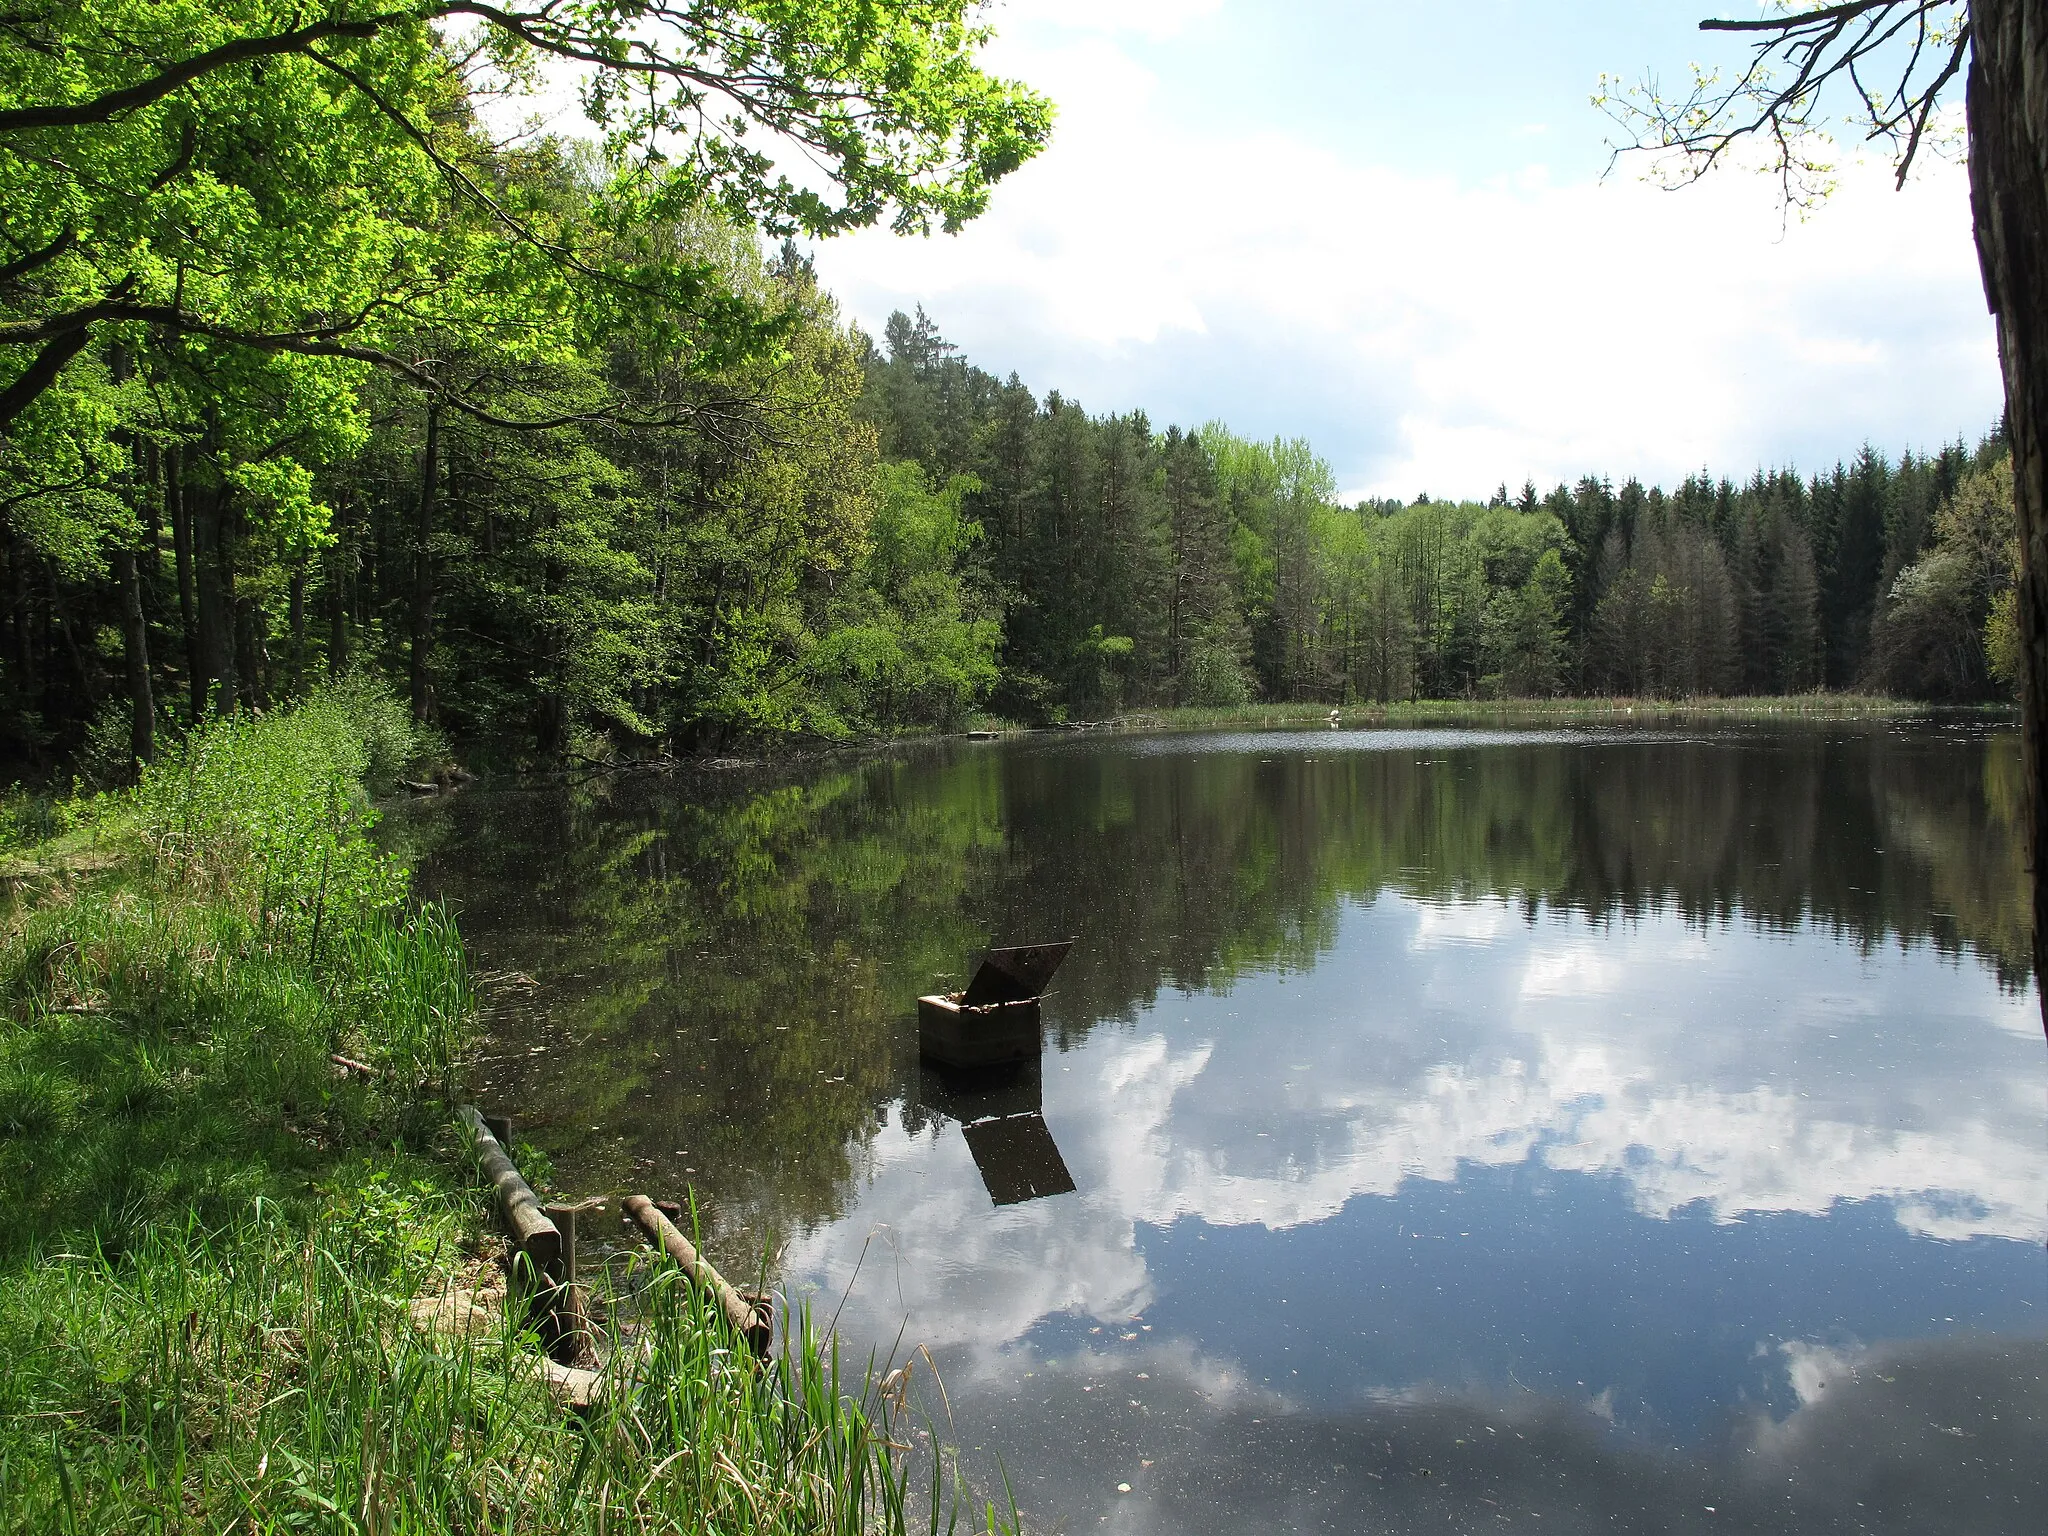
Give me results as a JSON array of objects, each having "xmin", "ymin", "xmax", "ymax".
[
  {"xmin": 812, "ymin": 13, "xmax": 2000, "ymax": 499},
  {"xmin": 785, "ymin": 897, "xmax": 2045, "ymax": 1375}
]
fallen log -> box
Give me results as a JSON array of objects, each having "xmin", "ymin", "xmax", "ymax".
[
  {"xmin": 459, "ymin": 1105, "xmax": 562, "ymax": 1294},
  {"xmin": 621, "ymin": 1194, "xmax": 773, "ymax": 1356}
]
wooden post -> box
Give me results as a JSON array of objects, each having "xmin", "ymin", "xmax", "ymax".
[
  {"xmin": 542, "ymin": 1197, "xmax": 607, "ymax": 1290},
  {"xmin": 543, "ymin": 1197, "xmax": 608, "ymax": 1366},
  {"xmin": 621, "ymin": 1194, "xmax": 772, "ymax": 1356}
]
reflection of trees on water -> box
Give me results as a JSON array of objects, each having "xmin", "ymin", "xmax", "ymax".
[{"xmin": 406, "ymin": 725, "xmax": 2027, "ymax": 1257}]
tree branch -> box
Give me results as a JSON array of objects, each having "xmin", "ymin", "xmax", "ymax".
[
  {"xmin": 0, "ymin": 13, "xmax": 425, "ymax": 135},
  {"xmin": 0, "ymin": 227, "xmax": 74, "ymax": 288},
  {"xmin": 1, "ymin": 295, "xmax": 718, "ymax": 433},
  {"xmin": 1700, "ymin": 2, "xmax": 1900, "ymax": 34},
  {"xmin": 0, "ymin": 326, "xmax": 94, "ymax": 430},
  {"xmin": 1609, "ymin": 1, "xmax": 1967, "ymax": 207}
]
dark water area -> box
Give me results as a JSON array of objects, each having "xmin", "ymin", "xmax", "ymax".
[{"xmin": 398, "ymin": 720, "xmax": 2048, "ymax": 1534}]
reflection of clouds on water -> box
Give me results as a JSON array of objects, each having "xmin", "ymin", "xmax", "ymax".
[
  {"xmin": 1407, "ymin": 899, "xmax": 1512, "ymax": 951},
  {"xmin": 800, "ymin": 1104, "xmax": 1156, "ymax": 1359},
  {"xmin": 942, "ymin": 1334, "xmax": 2048, "ymax": 1536},
  {"xmin": 788, "ymin": 895, "xmax": 2045, "ymax": 1369}
]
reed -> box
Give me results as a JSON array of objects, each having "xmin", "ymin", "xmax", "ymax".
[{"xmin": 0, "ymin": 1201, "xmax": 980, "ymax": 1534}]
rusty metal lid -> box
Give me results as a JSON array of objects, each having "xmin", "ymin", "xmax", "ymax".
[{"xmin": 959, "ymin": 940, "xmax": 1075, "ymax": 1006}]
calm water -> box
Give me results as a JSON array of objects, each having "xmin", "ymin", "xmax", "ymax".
[{"xmin": 403, "ymin": 721, "xmax": 2047, "ymax": 1534}]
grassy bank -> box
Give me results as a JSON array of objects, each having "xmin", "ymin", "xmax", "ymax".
[
  {"xmin": 998, "ymin": 693, "xmax": 1989, "ymax": 735},
  {"xmin": 0, "ymin": 682, "xmax": 979, "ymax": 1534}
]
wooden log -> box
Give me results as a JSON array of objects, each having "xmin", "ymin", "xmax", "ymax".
[
  {"xmin": 621, "ymin": 1194, "xmax": 772, "ymax": 1356},
  {"xmin": 459, "ymin": 1104, "xmax": 562, "ymax": 1290}
]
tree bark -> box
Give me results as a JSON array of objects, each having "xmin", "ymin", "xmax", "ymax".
[
  {"xmin": 112, "ymin": 544, "xmax": 154, "ymax": 765},
  {"xmin": 166, "ymin": 447, "xmax": 204, "ymax": 722},
  {"xmin": 411, "ymin": 402, "xmax": 441, "ymax": 722},
  {"xmin": 1967, "ymin": 0, "xmax": 2048, "ymax": 1033},
  {"xmin": 327, "ymin": 500, "xmax": 351, "ymax": 679},
  {"xmin": 193, "ymin": 478, "xmax": 235, "ymax": 716}
]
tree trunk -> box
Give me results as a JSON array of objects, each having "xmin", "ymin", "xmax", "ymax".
[
  {"xmin": 287, "ymin": 561, "xmax": 306, "ymax": 697},
  {"xmin": 193, "ymin": 478, "xmax": 235, "ymax": 716},
  {"xmin": 168, "ymin": 447, "xmax": 203, "ymax": 722},
  {"xmin": 328, "ymin": 498, "xmax": 351, "ymax": 679},
  {"xmin": 411, "ymin": 401, "xmax": 441, "ymax": 722},
  {"xmin": 112, "ymin": 544, "xmax": 153, "ymax": 765},
  {"xmin": 236, "ymin": 589, "xmax": 265, "ymax": 711},
  {"xmin": 228, "ymin": 490, "xmax": 266, "ymax": 711},
  {"xmin": 3, "ymin": 534, "xmax": 32, "ymax": 715},
  {"xmin": 1968, "ymin": 0, "xmax": 2048, "ymax": 1033}
]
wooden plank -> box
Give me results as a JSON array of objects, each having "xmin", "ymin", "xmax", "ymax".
[{"xmin": 621, "ymin": 1194, "xmax": 772, "ymax": 1356}]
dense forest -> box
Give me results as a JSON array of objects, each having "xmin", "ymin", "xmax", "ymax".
[
  {"xmin": 0, "ymin": 12, "xmax": 2019, "ymax": 782},
  {"xmin": 860, "ymin": 310, "xmax": 2016, "ymax": 718}
]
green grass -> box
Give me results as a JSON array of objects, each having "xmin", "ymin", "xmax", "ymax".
[
  {"xmin": 0, "ymin": 1196, "xmax": 963, "ymax": 1535},
  {"xmin": 0, "ymin": 682, "xmax": 993, "ymax": 1534}
]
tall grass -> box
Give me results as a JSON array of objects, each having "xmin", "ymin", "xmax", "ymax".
[
  {"xmin": 0, "ymin": 1191, "xmax": 961, "ymax": 1534},
  {"xmin": 130, "ymin": 673, "xmax": 420, "ymax": 941},
  {"xmin": 0, "ymin": 681, "xmax": 988, "ymax": 1534},
  {"xmin": 0, "ymin": 890, "xmax": 440, "ymax": 1255}
]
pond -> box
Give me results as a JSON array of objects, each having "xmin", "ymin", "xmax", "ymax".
[{"xmin": 403, "ymin": 720, "xmax": 2047, "ymax": 1534}]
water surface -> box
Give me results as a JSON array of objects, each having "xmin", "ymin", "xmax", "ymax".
[{"xmin": 406, "ymin": 721, "xmax": 2047, "ymax": 1533}]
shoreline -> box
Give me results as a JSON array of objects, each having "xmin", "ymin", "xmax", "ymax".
[
  {"xmin": 0, "ymin": 682, "xmax": 988, "ymax": 1534},
  {"xmin": 971, "ymin": 694, "xmax": 2009, "ymax": 737}
]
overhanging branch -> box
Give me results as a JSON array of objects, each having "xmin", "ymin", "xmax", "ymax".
[
  {"xmin": 0, "ymin": 13, "xmax": 421, "ymax": 134},
  {"xmin": 0, "ymin": 295, "xmax": 721, "ymax": 433}
]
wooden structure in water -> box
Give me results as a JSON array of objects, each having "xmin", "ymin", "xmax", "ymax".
[
  {"xmin": 622, "ymin": 1195, "xmax": 773, "ymax": 1356},
  {"xmin": 457, "ymin": 1103, "xmax": 774, "ymax": 1411},
  {"xmin": 917, "ymin": 940, "xmax": 1074, "ymax": 1069}
]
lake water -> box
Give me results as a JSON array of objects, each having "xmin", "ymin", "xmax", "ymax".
[{"xmin": 405, "ymin": 721, "xmax": 2048, "ymax": 1534}]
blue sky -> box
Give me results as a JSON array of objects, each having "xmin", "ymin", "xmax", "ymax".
[{"xmin": 808, "ymin": 1, "xmax": 2002, "ymax": 501}]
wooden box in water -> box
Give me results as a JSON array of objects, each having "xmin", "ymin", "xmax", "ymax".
[
  {"xmin": 916, "ymin": 940, "xmax": 1073, "ymax": 1069},
  {"xmin": 917, "ymin": 993, "xmax": 1043, "ymax": 1068}
]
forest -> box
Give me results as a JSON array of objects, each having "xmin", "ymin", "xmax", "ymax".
[{"xmin": 0, "ymin": 7, "xmax": 2019, "ymax": 783}]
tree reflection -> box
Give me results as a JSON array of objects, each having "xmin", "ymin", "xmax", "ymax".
[{"xmin": 406, "ymin": 723, "xmax": 2028, "ymax": 1257}]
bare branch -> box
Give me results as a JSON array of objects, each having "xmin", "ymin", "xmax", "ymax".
[
  {"xmin": 1606, "ymin": 1, "xmax": 1968, "ymax": 208},
  {"xmin": 1699, "ymin": 2, "xmax": 1900, "ymax": 34}
]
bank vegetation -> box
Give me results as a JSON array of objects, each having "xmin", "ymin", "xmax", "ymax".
[{"xmin": 0, "ymin": 680, "xmax": 997, "ymax": 1533}]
